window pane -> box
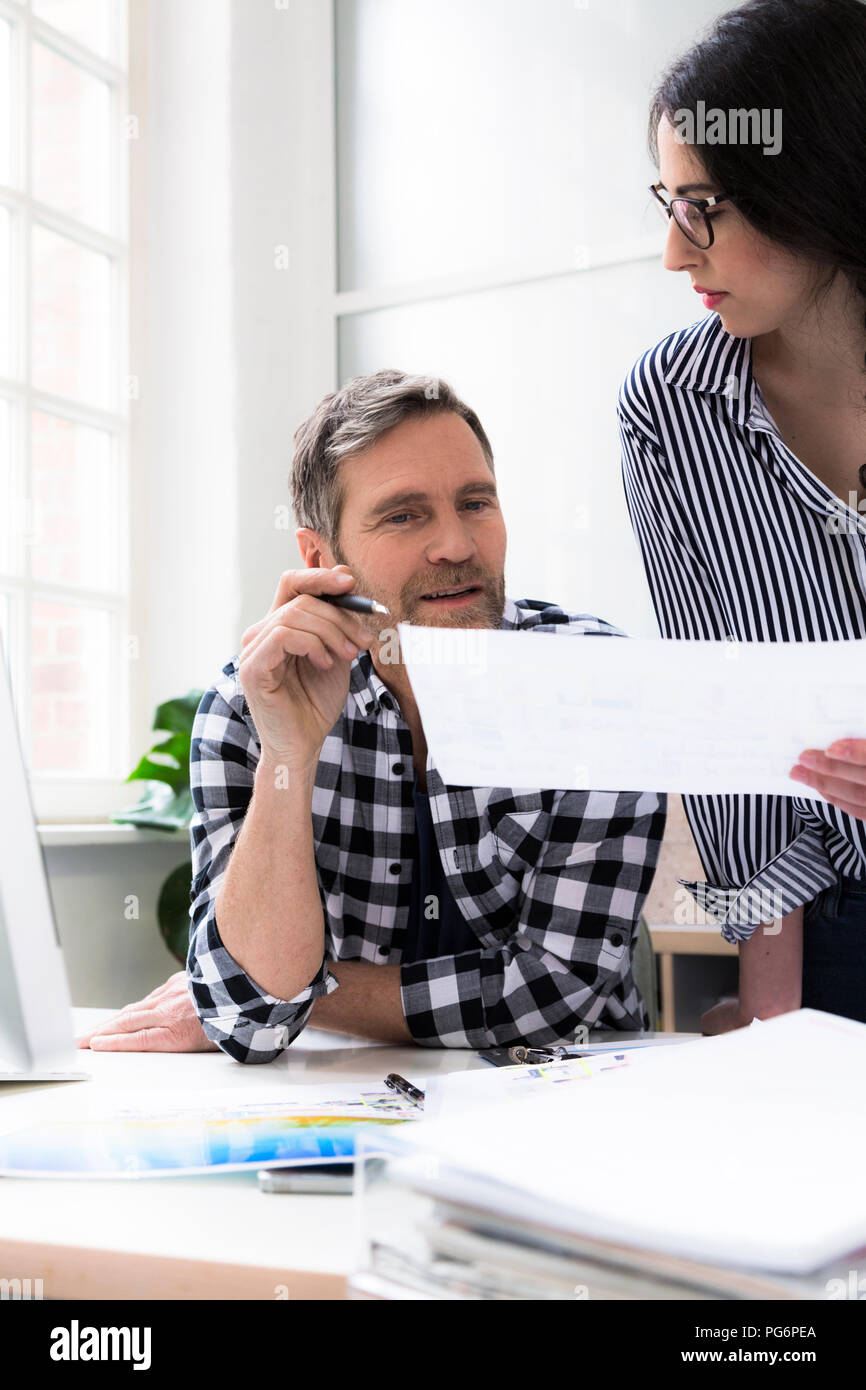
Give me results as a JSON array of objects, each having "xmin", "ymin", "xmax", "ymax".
[
  {"xmin": 31, "ymin": 600, "xmax": 111, "ymax": 773},
  {"xmin": 32, "ymin": 224, "xmax": 112, "ymax": 408},
  {"xmin": 32, "ymin": 42, "xmax": 112, "ymax": 233},
  {"xmin": 31, "ymin": 411, "xmax": 116, "ymax": 591},
  {"xmin": 0, "ymin": 591, "xmax": 8, "ymax": 667},
  {"xmin": 0, "ymin": 19, "xmax": 11, "ymax": 187},
  {"xmin": 0, "ymin": 591, "xmax": 24, "ymax": 742},
  {"xmin": 0, "ymin": 205, "xmax": 10, "ymax": 377},
  {"xmin": 0, "ymin": 397, "xmax": 13, "ymax": 575},
  {"xmin": 33, "ymin": 0, "xmax": 117, "ymax": 61}
]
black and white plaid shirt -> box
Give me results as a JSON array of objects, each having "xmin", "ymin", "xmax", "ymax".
[{"xmin": 187, "ymin": 597, "xmax": 667, "ymax": 1062}]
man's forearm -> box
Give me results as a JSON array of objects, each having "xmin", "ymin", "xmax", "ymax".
[
  {"xmin": 739, "ymin": 905, "xmax": 803, "ymax": 1019},
  {"xmin": 214, "ymin": 757, "xmax": 325, "ymax": 1000},
  {"xmin": 310, "ymin": 961, "xmax": 412, "ymax": 1043}
]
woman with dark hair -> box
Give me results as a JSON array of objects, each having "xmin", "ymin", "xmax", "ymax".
[{"xmin": 619, "ymin": 0, "xmax": 866, "ymax": 1028}]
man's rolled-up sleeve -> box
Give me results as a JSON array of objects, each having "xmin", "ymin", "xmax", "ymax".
[
  {"xmin": 186, "ymin": 676, "xmax": 337, "ymax": 1064},
  {"xmin": 400, "ymin": 788, "xmax": 667, "ymax": 1048}
]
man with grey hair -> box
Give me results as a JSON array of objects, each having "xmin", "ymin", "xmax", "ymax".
[{"xmin": 79, "ymin": 370, "xmax": 665, "ymax": 1060}]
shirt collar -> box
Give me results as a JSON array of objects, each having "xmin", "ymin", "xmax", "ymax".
[
  {"xmin": 663, "ymin": 313, "xmax": 865, "ymax": 528},
  {"xmin": 349, "ymin": 650, "xmax": 391, "ymax": 719},
  {"xmin": 662, "ymin": 312, "xmax": 753, "ymax": 428},
  {"xmin": 349, "ymin": 595, "xmax": 524, "ymax": 718}
]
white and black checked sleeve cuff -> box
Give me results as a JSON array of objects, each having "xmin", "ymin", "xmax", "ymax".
[
  {"xmin": 677, "ymin": 825, "xmax": 838, "ymax": 942},
  {"xmin": 186, "ymin": 674, "xmax": 338, "ymax": 1063},
  {"xmin": 187, "ymin": 909, "xmax": 338, "ymax": 1063}
]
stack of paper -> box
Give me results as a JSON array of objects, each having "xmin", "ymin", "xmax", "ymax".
[{"xmin": 352, "ymin": 1011, "xmax": 866, "ymax": 1298}]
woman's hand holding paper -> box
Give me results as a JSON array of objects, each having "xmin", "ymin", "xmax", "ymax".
[{"xmin": 789, "ymin": 740, "xmax": 866, "ymax": 820}]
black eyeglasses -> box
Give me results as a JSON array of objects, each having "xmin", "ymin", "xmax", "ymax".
[{"xmin": 649, "ymin": 183, "xmax": 730, "ymax": 249}]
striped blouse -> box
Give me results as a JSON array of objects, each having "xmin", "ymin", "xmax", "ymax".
[{"xmin": 618, "ymin": 311, "xmax": 866, "ymax": 942}]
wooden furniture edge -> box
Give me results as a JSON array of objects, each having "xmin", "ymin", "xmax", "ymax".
[{"xmin": 0, "ymin": 1238, "xmax": 346, "ymax": 1301}]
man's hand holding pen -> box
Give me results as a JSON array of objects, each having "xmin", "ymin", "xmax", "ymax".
[{"xmin": 237, "ymin": 565, "xmax": 382, "ymax": 772}]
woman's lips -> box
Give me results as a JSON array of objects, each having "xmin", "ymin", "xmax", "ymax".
[{"xmin": 694, "ymin": 286, "xmax": 728, "ymax": 310}]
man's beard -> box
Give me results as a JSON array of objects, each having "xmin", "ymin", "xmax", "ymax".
[
  {"xmin": 401, "ymin": 567, "xmax": 506, "ymax": 629},
  {"xmin": 331, "ymin": 547, "xmax": 506, "ymax": 633}
]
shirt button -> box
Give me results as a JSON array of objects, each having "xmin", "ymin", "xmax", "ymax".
[
  {"xmin": 365, "ymin": 701, "xmax": 375, "ymax": 714},
  {"xmin": 380, "ymin": 694, "xmax": 393, "ymax": 711},
  {"xmin": 392, "ymin": 762, "xmax": 405, "ymax": 775},
  {"xmin": 378, "ymin": 945, "xmax": 389, "ymax": 956},
  {"xmin": 610, "ymin": 933, "xmax": 624, "ymax": 948},
  {"xmin": 389, "ymin": 862, "xmax": 401, "ymax": 875}
]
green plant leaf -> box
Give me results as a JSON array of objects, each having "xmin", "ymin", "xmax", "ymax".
[
  {"xmin": 112, "ymin": 691, "xmax": 204, "ymax": 959},
  {"xmin": 157, "ymin": 860, "xmax": 194, "ymax": 963},
  {"xmin": 116, "ymin": 689, "xmax": 204, "ymax": 815},
  {"xmin": 147, "ymin": 731, "xmax": 192, "ymax": 764},
  {"xmin": 125, "ymin": 755, "xmax": 186, "ymax": 792},
  {"xmin": 153, "ymin": 691, "xmax": 204, "ymax": 737},
  {"xmin": 125, "ymin": 732, "xmax": 192, "ymax": 791},
  {"xmin": 111, "ymin": 786, "xmax": 195, "ymax": 831}
]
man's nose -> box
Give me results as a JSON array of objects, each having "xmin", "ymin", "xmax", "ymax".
[{"xmin": 425, "ymin": 512, "xmax": 477, "ymax": 566}]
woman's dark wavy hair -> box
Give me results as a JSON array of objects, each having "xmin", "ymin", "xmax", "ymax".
[{"xmin": 649, "ymin": 0, "xmax": 866, "ymax": 475}]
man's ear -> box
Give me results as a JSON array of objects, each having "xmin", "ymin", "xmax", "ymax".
[{"xmin": 296, "ymin": 528, "xmax": 335, "ymax": 569}]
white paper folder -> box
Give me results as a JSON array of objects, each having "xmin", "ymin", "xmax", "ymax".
[{"xmin": 382, "ymin": 1010, "xmax": 866, "ymax": 1276}]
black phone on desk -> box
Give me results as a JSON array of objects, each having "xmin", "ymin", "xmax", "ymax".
[
  {"xmin": 476, "ymin": 1048, "xmax": 519, "ymax": 1068},
  {"xmin": 257, "ymin": 1164, "xmax": 354, "ymax": 1194}
]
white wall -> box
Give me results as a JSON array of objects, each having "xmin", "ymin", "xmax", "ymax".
[
  {"xmin": 335, "ymin": 0, "xmax": 729, "ymax": 637},
  {"xmin": 340, "ymin": 257, "xmax": 696, "ymax": 636},
  {"xmin": 45, "ymin": 834, "xmax": 190, "ymax": 1006}
]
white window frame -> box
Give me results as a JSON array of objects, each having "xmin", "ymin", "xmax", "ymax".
[{"xmin": 0, "ymin": 0, "xmax": 130, "ymax": 821}]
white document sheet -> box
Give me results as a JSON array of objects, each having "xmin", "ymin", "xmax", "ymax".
[
  {"xmin": 424, "ymin": 1051, "xmax": 656, "ymax": 1119},
  {"xmin": 398, "ymin": 625, "xmax": 866, "ymax": 795}
]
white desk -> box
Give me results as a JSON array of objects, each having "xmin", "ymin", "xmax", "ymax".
[{"xmin": 0, "ymin": 1009, "xmax": 488, "ymax": 1301}]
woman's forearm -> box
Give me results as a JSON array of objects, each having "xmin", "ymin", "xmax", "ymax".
[{"xmin": 738, "ymin": 904, "xmax": 803, "ymax": 1020}]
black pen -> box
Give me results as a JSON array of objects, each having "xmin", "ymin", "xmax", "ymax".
[
  {"xmin": 384, "ymin": 1072, "xmax": 425, "ymax": 1108},
  {"xmin": 320, "ymin": 593, "xmax": 389, "ymax": 615}
]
